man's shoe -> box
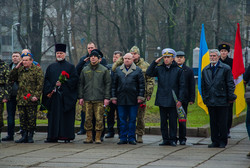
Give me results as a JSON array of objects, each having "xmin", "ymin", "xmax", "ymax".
[
  {"xmin": 77, "ymin": 130, "xmax": 86, "ymax": 135},
  {"xmin": 159, "ymin": 141, "xmax": 170, "ymax": 146},
  {"xmin": 179, "ymin": 140, "xmax": 186, "ymax": 145},
  {"xmin": 136, "ymin": 135, "xmax": 143, "ymax": 143},
  {"xmin": 208, "ymin": 143, "xmax": 219, "ymax": 148},
  {"xmin": 44, "ymin": 139, "xmax": 58, "ymax": 143},
  {"xmin": 219, "ymin": 143, "xmax": 226, "ymax": 148},
  {"xmin": 129, "ymin": 141, "xmax": 136, "ymax": 145},
  {"xmin": 105, "ymin": 132, "xmax": 114, "ymax": 138},
  {"xmin": 2, "ymin": 135, "xmax": 14, "ymax": 141},
  {"xmin": 117, "ymin": 140, "xmax": 127, "ymax": 145},
  {"xmin": 227, "ymin": 133, "xmax": 231, "ymax": 138},
  {"xmin": 247, "ymin": 152, "xmax": 250, "ymax": 158},
  {"xmin": 170, "ymin": 141, "xmax": 177, "ymax": 147}
]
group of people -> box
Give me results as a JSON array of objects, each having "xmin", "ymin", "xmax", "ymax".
[{"xmin": 0, "ymin": 42, "xmax": 247, "ymax": 149}]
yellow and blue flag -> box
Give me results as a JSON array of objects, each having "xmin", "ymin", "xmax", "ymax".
[{"xmin": 197, "ymin": 24, "xmax": 209, "ymax": 114}]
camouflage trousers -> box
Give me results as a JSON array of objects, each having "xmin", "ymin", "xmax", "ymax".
[
  {"xmin": 18, "ymin": 105, "xmax": 37, "ymax": 132},
  {"xmin": 0, "ymin": 103, "xmax": 4, "ymax": 129},
  {"xmin": 84, "ymin": 101, "xmax": 104, "ymax": 131},
  {"xmin": 136, "ymin": 103, "xmax": 146, "ymax": 136}
]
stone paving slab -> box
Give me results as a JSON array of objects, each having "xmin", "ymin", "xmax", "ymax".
[{"xmin": 0, "ymin": 123, "xmax": 249, "ymax": 168}]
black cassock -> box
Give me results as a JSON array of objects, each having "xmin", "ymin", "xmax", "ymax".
[{"xmin": 43, "ymin": 59, "xmax": 79, "ymax": 140}]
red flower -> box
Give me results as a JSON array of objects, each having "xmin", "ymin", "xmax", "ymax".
[
  {"xmin": 26, "ymin": 93, "xmax": 31, "ymax": 98},
  {"xmin": 65, "ymin": 72, "xmax": 70, "ymax": 79},
  {"xmin": 61, "ymin": 71, "xmax": 66, "ymax": 76},
  {"xmin": 179, "ymin": 119, "xmax": 187, "ymax": 122},
  {"xmin": 23, "ymin": 96, "xmax": 27, "ymax": 100},
  {"xmin": 140, "ymin": 104, "xmax": 146, "ymax": 109}
]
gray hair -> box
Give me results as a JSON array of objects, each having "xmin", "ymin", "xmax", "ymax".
[{"xmin": 209, "ymin": 49, "xmax": 220, "ymax": 57}]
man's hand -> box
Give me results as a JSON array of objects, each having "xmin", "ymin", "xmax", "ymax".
[
  {"xmin": 104, "ymin": 99, "xmax": 109, "ymax": 106},
  {"xmin": 147, "ymin": 96, "xmax": 151, "ymax": 101},
  {"xmin": 189, "ymin": 102, "xmax": 194, "ymax": 105},
  {"xmin": 84, "ymin": 57, "xmax": 90, "ymax": 62},
  {"xmin": 56, "ymin": 81, "xmax": 61, "ymax": 87},
  {"xmin": 112, "ymin": 99, "xmax": 117, "ymax": 104},
  {"xmin": 15, "ymin": 60, "xmax": 23, "ymax": 69},
  {"xmin": 31, "ymin": 97, "xmax": 38, "ymax": 102},
  {"xmin": 138, "ymin": 99, "xmax": 143, "ymax": 104},
  {"xmin": 229, "ymin": 100, "xmax": 235, "ymax": 103},
  {"xmin": 2, "ymin": 99, "xmax": 8, "ymax": 103},
  {"xmin": 47, "ymin": 90, "xmax": 54, "ymax": 98},
  {"xmin": 155, "ymin": 56, "xmax": 163, "ymax": 63},
  {"xmin": 176, "ymin": 101, "xmax": 182, "ymax": 108},
  {"xmin": 79, "ymin": 99, "xmax": 84, "ymax": 105}
]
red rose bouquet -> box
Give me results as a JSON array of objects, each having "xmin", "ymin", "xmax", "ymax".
[
  {"xmin": 23, "ymin": 93, "xmax": 47, "ymax": 113},
  {"xmin": 59, "ymin": 71, "xmax": 70, "ymax": 84},
  {"xmin": 139, "ymin": 104, "xmax": 146, "ymax": 109}
]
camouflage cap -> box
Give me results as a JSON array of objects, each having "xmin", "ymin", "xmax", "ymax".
[{"xmin": 130, "ymin": 46, "xmax": 140, "ymax": 55}]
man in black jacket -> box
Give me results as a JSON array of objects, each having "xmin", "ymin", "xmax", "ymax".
[
  {"xmin": 218, "ymin": 43, "xmax": 234, "ymax": 138},
  {"xmin": 2, "ymin": 52, "xmax": 21, "ymax": 141},
  {"xmin": 146, "ymin": 48, "xmax": 185, "ymax": 146},
  {"xmin": 111, "ymin": 53, "xmax": 145, "ymax": 145},
  {"xmin": 201, "ymin": 49, "xmax": 236, "ymax": 148},
  {"xmin": 175, "ymin": 51, "xmax": 195, "ymax": 145}
]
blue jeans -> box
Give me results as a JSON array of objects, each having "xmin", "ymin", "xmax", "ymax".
[
  {"xmin": 6, "ymin": 97, "xmax": 17, "ymax": 137},
  {"xmin": 118, "ymin": 105, "xmax": 138, "ymax": 142},
  {"xmin": 247, "ymin": 103, "xmax": 250, "ymax": 139}
]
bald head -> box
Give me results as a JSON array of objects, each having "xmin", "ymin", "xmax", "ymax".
[{"xmin": 123, "ymin": 53, "xmax": 134, "ymax": 67}]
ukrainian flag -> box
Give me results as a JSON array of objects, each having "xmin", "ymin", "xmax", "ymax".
[{"xmin": 197, "ymin": 24, "xmax": 209, "ymax": 114}]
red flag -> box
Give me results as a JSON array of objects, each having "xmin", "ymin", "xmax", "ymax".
[{"xmin": 232, "ymin": 23, "xmax": 245, "ymax": 79}]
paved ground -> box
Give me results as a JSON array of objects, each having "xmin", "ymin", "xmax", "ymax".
[{"xmin": 0, "ymin": 123, "xmax": 249, "ymax": 168}]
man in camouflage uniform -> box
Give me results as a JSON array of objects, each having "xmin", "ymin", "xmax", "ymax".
[
  {"xmin": 78, "ymin": 49, "xmax": 111, "ymax": 144},
  {"xmin": 9, "ymin": 52, "xmax": 44, "ymax": 143},
  {"xmin": 112, "ymin": 46, "xmax": 154, "ymax": 143},
  {"xmin": 0, "ymin": 59, "xmax": 10, "ymax": 142}
]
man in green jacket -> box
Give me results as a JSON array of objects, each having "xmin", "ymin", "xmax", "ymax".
[{"xmin": 78, "ymin": 49, "xmax": 111, "ymax": 144}]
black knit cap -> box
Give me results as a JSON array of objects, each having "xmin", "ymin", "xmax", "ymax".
[
  {"xmin": 218, "ymin": 44, "xmax": 230, "ymax": 52},
  {"xmin": 55, "ymin": 44, "xmax": 66, "ymax": 53},
  {"xmin": 89, "ymin": 49, "xmax": 103, "ymax": 58}
]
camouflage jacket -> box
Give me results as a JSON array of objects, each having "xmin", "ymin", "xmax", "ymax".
[
  {"xmin": 0, "ymin": 60, "xmax": 10, "ymax": 101},
  {"xmin": 9, "ymin": 64, "xmax": 44, "ymax": 106},
  {"xmin": 112, "ymin": 57, "xmax": 154, "ymax": 98}
]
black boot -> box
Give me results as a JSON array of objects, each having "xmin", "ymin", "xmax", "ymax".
[
  {"xmin": 15, "ymin": 131, "xmax": 28, "ymax": 143},
  {"xmin": 27, "ymin": 132, "xmax": 34, "ymax": 143}
]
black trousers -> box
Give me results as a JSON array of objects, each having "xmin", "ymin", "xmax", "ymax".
[
  {"xmin": 208, "ymin": 106, "xmax": 228, "ymax": 145},
  {"xmin": 178, "ymin": 103, "xmax": 188, "ymax": 141},
  {"xmin": 159, "ymin": 106, "xmax": 177, "ymax": 142},
  {"xmin": 106, "ymin": 102, "xmax": 119, "ymax": 134},
  {"xmin": 227, "ymin": 103, "xmax": 233, "ymax": 134}
]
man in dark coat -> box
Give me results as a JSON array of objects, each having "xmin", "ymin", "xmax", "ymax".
[
  {"xmin": 146, "ymin": 48, "xmax": 185, "ymax": 146},
  {"xmin": 111, "ymin": 53, "xmax": 145, "ymax": 145},
  {"xmin": 201, "ymin": 49, "xmax": 236, "ymax": 148},
  {"xmin": 76, "ymin": 42, "xmax": 107, "ymax": 136},
  {"xmin": 2, "ymin": 52, "xmax": 21, "ymax": 141},
  {"xmin": 43, "ymin": 44, "xmax": 79, "ymax": 143},
  {"xmin": 218, "ymin": 43, "xmax": 234, "ymax": 138},
  {"xmin": 175, "ymin": 51, "xmax": 195, "ymax": 145}
]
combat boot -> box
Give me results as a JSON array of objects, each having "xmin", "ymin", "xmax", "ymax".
[
  {"xmin": 15, "ymin": 131, "xmax": 28, "ymax": 143},
  {"xmin": 27, "ymin": 131, "xmax": 34, "ymax": 143},
  {"xmin": 137, "ymin": 135, "xmax": 143, "ymax": 143},
  {"xmin": 84, "ymin": 131, "xmax": 93, "ymax": 143},
  {"xmin": 95, "ymin": 131, "xmax": 102, "ymax": 144}
]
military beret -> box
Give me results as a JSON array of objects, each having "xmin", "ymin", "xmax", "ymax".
[
  {"xmin": 89, "ymin": 49, "xmax": 103, "ymax": 58},
  {"xmin": 21, "ymin": 52, "xmax": 33, "ymax": 59},
  {"xmin": 218, "ymin": 44, "xmax": 230, "ymax": 52},
  {"xmin": 55, "ymin": 43, "xmax": 66, "ymax": 53},
  {"xmin": 130, "ymin": 46, "xmax": 140, "ymax": 55},
  {"xmin": 162, "ymin": 48, "xmax": 176, "ymax": 58},
  {"xmin": 176, "ymin": 51, "xmax": 185, "ymax": 57}
]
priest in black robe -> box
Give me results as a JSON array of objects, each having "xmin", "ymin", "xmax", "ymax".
[{"xmin": 43, "ymin": 44, "xmax": 79, "ymax": 143}]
